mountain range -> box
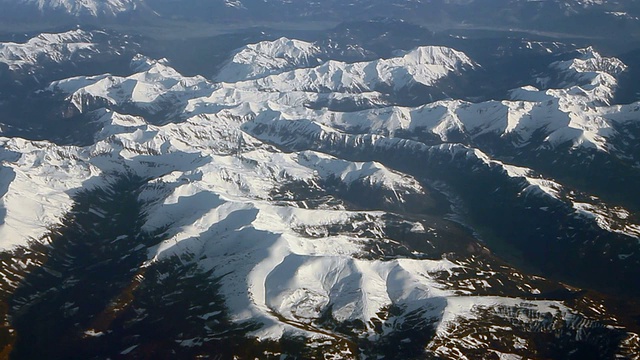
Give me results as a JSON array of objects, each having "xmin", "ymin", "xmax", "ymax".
[{"xmin": 0, "ymin": 22, "xmax": 639, "ymax": 358}]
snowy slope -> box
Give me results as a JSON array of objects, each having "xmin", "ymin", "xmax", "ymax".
[
  {"xmin": 214, "ymin": 37, "xmax": 323, "ymax": 83},
  {"xmin": 232, "ymin": 46, "xmax": 476, "ymax": 94},
  {"xmin": 0, "ymin": 29, "xmax": 104, "ymax": 71},
  {"xmin": 0, "ymin": 138, "xmax": 100, "ymax": 248},
  {"xmin": 48, "ymin": 54, "xmax": 214, "ymax": 117}
]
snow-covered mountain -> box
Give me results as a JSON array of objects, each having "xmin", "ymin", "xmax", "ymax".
[
  {"xmin": 38, "ymin": 38, "xmax": 640, "ymax": 259},
  {"xmin": 48, "ymin": 54, "xmax": 213, "ymax": 118},
  {"xmin": 2, "ymin": 0, "xmax": 142, "ymax": 17},
  {"xmin": 0, "ymin": 29, "xmax": 137, "ymax": 74},
  {"xmin": 1, "ymin": 30, "xmax": 639, "ymax": 359},
  {"xmin": 214, "ymin": 37, "xmax": 324, "ymax": 83},
  {"xmin": 231, "ymin": 46, "xmax": 476, "ymax": 95},
  {"xmin": 292, "ymin": 47, "xmax": 628, "ymax": 151}
]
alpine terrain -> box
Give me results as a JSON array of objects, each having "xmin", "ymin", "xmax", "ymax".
[{"xmin": 0, "ymin": 1, "xmax": 639, "ymax": 359}]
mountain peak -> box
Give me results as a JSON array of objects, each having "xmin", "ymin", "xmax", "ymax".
[
  {"xmin": 214, "ymin": 37, "xmax": 322, "ymax": 83},
  {"xmin": 396, "ymin": 45, "xmax": 477, "ymax": 69},
  {"xmin": 19, "ymin": 0, "xmax": 140, "ymax": 17}
]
